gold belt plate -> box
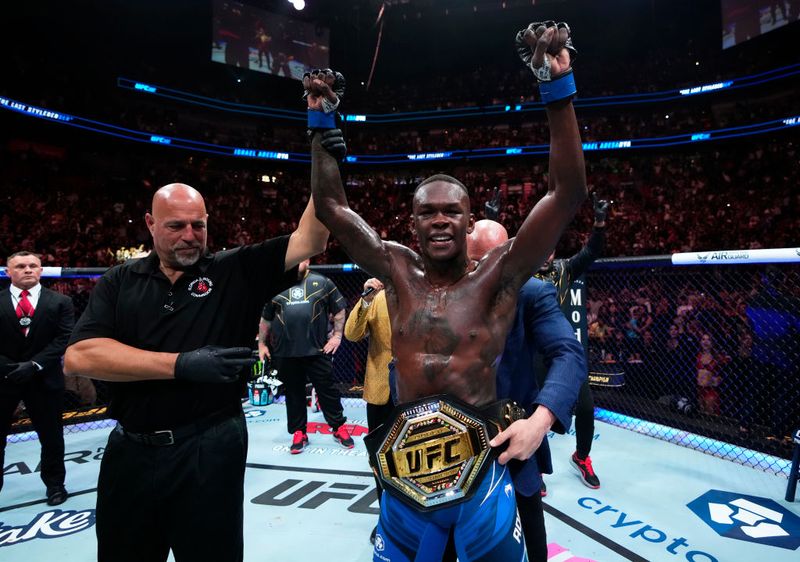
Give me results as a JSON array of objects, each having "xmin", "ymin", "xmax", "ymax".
[{"xmin": 375, "ymin": 397, "xmax": 494, "ymax": 510}]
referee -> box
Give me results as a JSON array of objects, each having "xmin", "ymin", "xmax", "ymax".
[{"xmin": 64, "ymin": 183, "xmax": 328, "ymax": 562}]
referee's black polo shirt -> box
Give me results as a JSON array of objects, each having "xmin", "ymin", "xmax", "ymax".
[{"xmin": 69, "ymin": 236, "xmax": 298, "ymax": 432}]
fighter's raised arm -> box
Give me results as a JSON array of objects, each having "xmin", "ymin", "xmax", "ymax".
[
  {"xmin": 304, "ymin": 70, "xmax": 395, "ymax": 281},
  {"xmin": 503, "ymin": 22, "xmax": 587, "ymax": 286}
]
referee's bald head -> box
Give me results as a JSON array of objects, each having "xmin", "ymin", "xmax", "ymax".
[{"xmin": 152, "ymin": 183, "xmax": 207, "ymax": 218}]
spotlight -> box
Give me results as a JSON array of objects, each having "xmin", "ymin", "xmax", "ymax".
[{"xmin": 289, "ymin": 0, "xmax": 305, "ymax": 10}]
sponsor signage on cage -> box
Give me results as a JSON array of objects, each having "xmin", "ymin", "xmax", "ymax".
[
  {"xmin": 672, "ymin": 248, "xmax": 800, "ymax": 266},
  {"xmin": 687, "ymin": 490, "xmax": 800, "ymax": 550},
  {"xmin": 587, "ymin": 371, "xmax": 625, "ymax": 387}
]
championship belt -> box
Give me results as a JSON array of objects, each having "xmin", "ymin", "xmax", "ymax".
[{"xmin": 365, "ymin": 395, "xmax": 526, "ymax": 512}]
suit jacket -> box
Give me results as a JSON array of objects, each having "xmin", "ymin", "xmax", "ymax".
[
  {"xmin": 0, "ymin": 286, "xmax": 76, "ymax": 393},
  {"xmin": 496, "ymin": 278, "xmax": 587, "ymax": 496},
  {"xmin": 344, "ymin": 291, "xmax": 393, "ymax": 405}
]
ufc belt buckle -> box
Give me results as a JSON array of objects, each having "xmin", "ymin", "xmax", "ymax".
[{"xmin": 374, "ymin": 396, "xmax": 494, "ymax": 511}]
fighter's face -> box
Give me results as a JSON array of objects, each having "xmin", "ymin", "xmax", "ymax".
[
  {"xmin": 7, "ymin": 255, "xmax": 42, "ymax": 291},
  {"xmin": 146, "ymin": 201, "xmax": 208, "ymax": 269},
  {"xmin": 412, "ymin": 182, "xmax": 473, "ymax": 262}
]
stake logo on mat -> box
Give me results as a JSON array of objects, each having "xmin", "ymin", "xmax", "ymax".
[
  {"xmin": 687, "ymin": 490, "xmax": 800, "ymax": 550},
  {"xmin": 0, "ymin": 510, "xmax": 96, "ymax": 547}
]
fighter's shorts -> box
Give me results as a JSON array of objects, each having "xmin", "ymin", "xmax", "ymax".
[
  {"xmin": 365, "ymin": 395, "xmax": 528, "ymax": 562},
  {"xmin": 373, "ymin": 461, "xmax": 526, "ymax": 562}
]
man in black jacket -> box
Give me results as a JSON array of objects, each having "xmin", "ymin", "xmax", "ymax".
[
  {"xmin": 0, "ymin": 251, "xmax": 75, "ymax": 505},
  {"xmin": 535, "ymin": 194, "xmax": 609, "ymax": 490}
]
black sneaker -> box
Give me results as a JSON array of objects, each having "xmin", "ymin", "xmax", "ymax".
[
  {"xmin": 290, "ymin": 431, "xmax": 309, "ymax": 454},
  {"xmin": 333, "ymin": 425, "xmax": 355, "ymax": 448},
  {"xmin": 570, "ymin": 452, "xmax": 600, "ymax": 488},
  {"xmin": 46, "ymin": 485, "xmax": 68, "ymax": 506}
]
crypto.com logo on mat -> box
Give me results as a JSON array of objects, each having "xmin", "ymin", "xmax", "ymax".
[{"xmin": 688, "ymin": 490, "xmax": 800, "ymax": 550}]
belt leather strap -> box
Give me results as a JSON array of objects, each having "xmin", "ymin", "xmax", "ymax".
[{"xmin": 117, "ymin": 408, "xmax": 240, "ymax": 447}]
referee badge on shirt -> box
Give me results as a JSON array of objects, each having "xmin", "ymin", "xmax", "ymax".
[
  {"xmin": 188, "ymin": 277, "xmax": 213, "ymax": 298},
  {"xmin": 290, "ymin": 288, "xmax": 304, "ymax": 301}
]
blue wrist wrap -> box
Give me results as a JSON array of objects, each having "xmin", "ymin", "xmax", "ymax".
[
  {"xmin": 308, "ymin": 109, "xmax": 336, "ymax": 129},
  {"xmin": 539, "ymin": 70, "xmax": 577, "ymax": 104}
]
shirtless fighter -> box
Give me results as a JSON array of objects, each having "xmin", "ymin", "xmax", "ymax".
[{"xmin": 305, "ymin": 21, "xmax": 586, "ymax": 562}]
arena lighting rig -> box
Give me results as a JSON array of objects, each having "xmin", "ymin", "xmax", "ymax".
[
  {"xmin": 116, "ymin": 62, "xmax": 800, "ymax": 123},
  {"xmin": 1, "ymin": 95, "xmax": 798, "ymax": 164}
]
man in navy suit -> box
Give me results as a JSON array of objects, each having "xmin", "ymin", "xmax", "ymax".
[
  {"xmin": 0, "ymin": 251, "xmax": 75, "ymax": 505},
  {"xmin": 466, "ymin": 220, "xmax": 586, "ymax": 562}
]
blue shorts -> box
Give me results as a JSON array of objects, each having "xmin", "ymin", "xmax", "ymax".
[{"xmin": 372, "ymin": 461, "xmax": 528, "ymax": 562}]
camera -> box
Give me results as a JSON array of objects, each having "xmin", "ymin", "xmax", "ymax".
[{"xmin": 674, "ymin": 396, "xmax": 694, "ymax": 415}]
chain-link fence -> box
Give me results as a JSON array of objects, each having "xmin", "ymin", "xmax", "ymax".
[
  {"xmin": 586, "ymin": 257, "xmax": 800, "ymax": 474},
  {"xmin": 313, "ymin": 266, "xmax": 370, "ymax": 403},
  {"xmin": 4, "ymin": 258, "xmax": 798, "ymax": 476}
]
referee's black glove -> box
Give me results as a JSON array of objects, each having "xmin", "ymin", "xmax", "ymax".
[
  {"xmin": 6, "ymin": 361, "xmax": 37, "ymax": 384},
  {"xmin": 175, "ymin": 346, "xmax": 255, "ymax": 384}
]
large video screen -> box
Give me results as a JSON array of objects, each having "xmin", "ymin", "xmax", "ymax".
[
  {"xmin": 212, "ymin": 1, "xmax": 330, "ymax": 80},
  {"xmin": 722, "ymin": 0, "xmax": 799, "ymax": 49}
]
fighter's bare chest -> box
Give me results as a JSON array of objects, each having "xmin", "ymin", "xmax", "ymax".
[{"xmin": 391, "ymin": 285, "xmax": 490, "ymax": 341}]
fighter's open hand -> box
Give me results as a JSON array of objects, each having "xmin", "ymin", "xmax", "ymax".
[
  {"xmin": 257, "ymin": 341, "xmax": 271, "ymax": 362},
  {"xmin": 515, "ymin": 21, "xmax": 576, "ymax": 81},
  {"xmin": 322, "ymin": 335, "xmax": 342, "ymax": 355},
  {"xmin": 490, "ymin": 406, "xmax": 556, "ymax": 465},
  {"xmin": 303, "ymin": 68, "xmax": 345, "ymax": 114}
]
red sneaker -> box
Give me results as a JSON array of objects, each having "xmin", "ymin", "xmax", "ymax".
[
  {"xmin": 333, "ymin": 425, "xmax": 355, "ymax": 449},
  {"xmin": 290, "ymin": 431, "xmax": 309, "ymax": 454},
  {"xmin": 570, "ymin": 452, "xmax": 601, "ymax": 489}
]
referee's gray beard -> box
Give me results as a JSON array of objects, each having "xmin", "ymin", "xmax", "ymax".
[{"xmin": 171, "ymin": 247, "xmax": 202, "ymax": 268}]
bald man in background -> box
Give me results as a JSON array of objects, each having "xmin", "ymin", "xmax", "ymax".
[
  {"xmin": 65, "ymin": 183, "xmax": 328, "ymax": 562},
  {"xmin": 458, "ymin": 219, "xmax": 585, "ymax": 562}
]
